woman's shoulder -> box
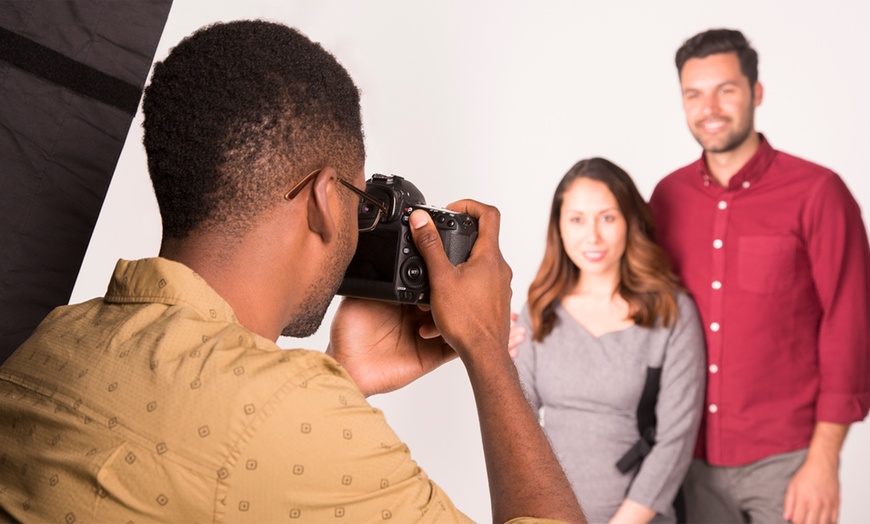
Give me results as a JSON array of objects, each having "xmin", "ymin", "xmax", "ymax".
[{"xmin": 673, "ymin": 290, "xmax": 701, "ymax": 321}]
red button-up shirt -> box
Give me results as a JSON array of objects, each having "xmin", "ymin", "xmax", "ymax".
[{"xmin": 649, "ymin": 136, "xmax": 870, "ymax": 466}]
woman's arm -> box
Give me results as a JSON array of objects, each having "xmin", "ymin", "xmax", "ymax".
[{"xmin": 624, "ymin": 294, "xmax": 706, "ymax": 518}]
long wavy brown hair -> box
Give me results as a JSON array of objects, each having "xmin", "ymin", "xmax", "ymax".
[{"xmin": 528, "ymin": 157, "xmax": 682, "ymax": 341}]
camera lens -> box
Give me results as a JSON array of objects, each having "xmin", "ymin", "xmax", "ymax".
[{"xmin": 400, "ymin": 257, "xmax": 426, "ymax": 290}]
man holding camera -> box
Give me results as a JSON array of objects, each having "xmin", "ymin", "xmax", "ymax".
[
  {"xmin": 649, "ymin": 28, "xmax": 870, "ymax": 524},
  {"xmin": 0, "ymin": 20, "xmax": 584, "ymax": 523}
]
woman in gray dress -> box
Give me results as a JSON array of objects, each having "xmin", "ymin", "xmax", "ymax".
[{"xmin": 512, "ymin": 158, "xmax": 705, "ymax": 524}]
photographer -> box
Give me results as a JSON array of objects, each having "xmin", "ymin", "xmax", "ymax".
[{"xmin": 0, "ymin": 20, "xmax": 583, "ymax": 523}]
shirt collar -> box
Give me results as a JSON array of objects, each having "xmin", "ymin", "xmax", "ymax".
[
  {"xmin": 697, "ymin": 134, "xmax": 777, "ymax": 190},
  {"xmin": 104, "ymin": 257, "xmax": 239, "ymax": 325}
]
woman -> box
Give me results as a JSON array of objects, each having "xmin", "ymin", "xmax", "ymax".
[{"xmin": 512, "ymin": 158, "xmax": 705, "ymax": 524}]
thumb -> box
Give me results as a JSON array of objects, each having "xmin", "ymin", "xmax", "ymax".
[
  {"xmin": 409, "ymin": 209, "xmax": 451, "ymax": 277},
  {"xmin": 783, "ymin": 482, "xmax": 796, "ymax": 520}
]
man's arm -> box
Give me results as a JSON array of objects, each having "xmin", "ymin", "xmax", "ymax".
[
  {"xmin": 787, "ymin": 173, "xmax": 870, "ymax": 524},
  {"xmin": 409, "ymin": 202, "xmax": 583, "ymax": 523},
  {"xmin": 783, "ymin": 422, "xmax": 848, "ymax": 524},
  {"xmin": 330, "ymin": 201, "xmax": 585, "ymax": 523}
]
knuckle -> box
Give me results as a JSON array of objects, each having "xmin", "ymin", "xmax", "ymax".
[{"xmin": 415, "ymin": 230, "xmax": 442, "ymax": 250}]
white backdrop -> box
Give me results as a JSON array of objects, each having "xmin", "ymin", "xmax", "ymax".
[{"xmin": 71, "ymin": 2, "xmax": 870, "ymax": 522}]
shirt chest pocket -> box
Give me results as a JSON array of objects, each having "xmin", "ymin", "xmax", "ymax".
[{"xmin": 737, "ymin": 235, "xmax": 798, "ymax": 294}]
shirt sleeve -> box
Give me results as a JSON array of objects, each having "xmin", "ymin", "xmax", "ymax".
[
  {"xmin": 220, "ymin": 366, "xmax": 473, "ymax": 523},
  {"xmin": 627, "ymin": 294, "xmax": 706, "ymax": 515},
  {"xmin": 802, "ymin": 173, "xmax": 870, "ymax": 423},
  {"xmin": 513, "ymin": 305, "xmax": 542, "ymax": 412}
]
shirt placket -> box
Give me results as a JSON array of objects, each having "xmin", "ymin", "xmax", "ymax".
[{"xmin": 705, "ymin": 182, "xmax": 733, "ymax": 462}]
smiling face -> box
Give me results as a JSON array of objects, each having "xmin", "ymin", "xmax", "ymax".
[
  {"xmin": 680, "ymin": 52, "xmax": 762, "ymax": 154},
  {"xmin": 559, "ymin": 177, "xmax": 627, "ymax": 285}
]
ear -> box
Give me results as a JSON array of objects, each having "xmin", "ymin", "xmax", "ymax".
[
  {"xmin": 753, "ymin": 81, "xmax": 764, "ymax": 108},
  {"xmin": 306, "ymin": 166, "xmax": 339, "ymax": 244}
]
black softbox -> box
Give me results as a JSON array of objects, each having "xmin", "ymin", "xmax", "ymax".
[{"xmin": 0, "ymin": 0, "xmax": 173, "ymax": 362}]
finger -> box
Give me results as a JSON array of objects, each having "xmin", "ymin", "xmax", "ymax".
[
  {"xmin": 817, "ymin": 498, "xmax": 835, "ymax": 524},
  {"xmin": 444, "ymin": 199, "xmax": 501, "ymax": 251},
  {"xmin": 409, "ymin": 209, "xmax": 452, "ymax": 277},
  {"xmin": 510, "ymin": 311, "xmax": 519, "ymax": 324},
  {"xmin": 508, "ymin": 326, "xmax": 526, "ymax": 348},
  {"xmin": 792, "ymin": 498, "xmax": 808, "ymax": 524},
  {"xmin": 418, "ymin": 322, "xmax": 440, "ymax": 339},
  {"xmin": 815, "ymin": 506, "xmax": 828, "ymax": 524},
  {"xmin": 783, "ymin": 486, "xmax": 796, "ymax": 521}
]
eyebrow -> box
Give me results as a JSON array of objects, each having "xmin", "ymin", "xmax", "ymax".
[
  {"xmin": 682, "ymin": 80, "xmax": 741, "ymax": 94},
  {"xmin": 563, "ymin": 206, "xmax": 619, "ymax": 215}
]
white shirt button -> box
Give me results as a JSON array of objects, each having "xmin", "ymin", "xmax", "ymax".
[
  {"xmin": 742, "ymin": 181, "xmax": 751, "ymax": 189},
  {"xmin": 713, "ymin": 239, "xmax": 723, "ymax": 249},
  {"xmin": 712, "ymin": 280, "xmax": 722, "ymax": 290},
  {"xmin": 710, "ymin": 322, "xmax": 720, "ymax": 332},
  {"xmin": 709, "ymin": 404, "xmax": 718, "ymax": 413},
  {"xmin": 709, "ymin": 364, "xmax": 719, "ymax": 373},
  {"xmin": 718, "ymin": 201, "xmax": 728, "ymax": 210}
]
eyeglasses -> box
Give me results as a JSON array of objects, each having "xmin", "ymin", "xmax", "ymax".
[{"xmin": 284, "ymin": 169, "xmax": 388, "ymax": 232}]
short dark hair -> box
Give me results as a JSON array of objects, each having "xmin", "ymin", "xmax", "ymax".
[
  {"xmin": 143, "ymin": 20, "xmax": 365, "ymax": 239},
  {"xmin": 675, "ymin": 28, "xmax": 759, "ymax": 87}
]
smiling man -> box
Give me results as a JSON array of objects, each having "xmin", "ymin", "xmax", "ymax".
[{"xmin": 649, "ymin": 29, "xmax": 870, "ymax": 524}]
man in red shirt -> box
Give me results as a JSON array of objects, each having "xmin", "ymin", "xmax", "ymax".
[{"xmin": 649, "ymin": 29, "xmax": 870, "ymax": 524}]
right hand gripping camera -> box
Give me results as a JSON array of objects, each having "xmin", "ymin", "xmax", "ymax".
[{"xmin": 337, "ymin": 174, "xmax": 478, "ymax": 304}]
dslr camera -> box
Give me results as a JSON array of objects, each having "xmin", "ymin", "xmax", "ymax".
[{"xmin": 337, "ymin": 174, "xmax": 478, "ymax": 304}]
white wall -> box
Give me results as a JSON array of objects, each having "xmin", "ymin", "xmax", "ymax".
[{"xmin": 72, "ymin": 2, "xmax": 870, "ymax": 522}]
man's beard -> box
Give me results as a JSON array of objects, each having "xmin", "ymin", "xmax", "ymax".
[
  {"xmin": 281, "ymin": 225, "xmax": 354, "ymax": 338},
  {"xmin": 280, "ymin": 278, "xmax": 338, "ymax": 338},
  {"xmin": 694, "ymin": 120, "xmax": 753, "ymax": 154},
  {"xmin": 693, "ymin": 101, "xmax": 755, "ymax": 154}
]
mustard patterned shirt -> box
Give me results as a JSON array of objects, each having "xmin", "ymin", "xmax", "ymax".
[{"xmin": 0, "ymin": 257, "xmax": 473, "ymax": 523}]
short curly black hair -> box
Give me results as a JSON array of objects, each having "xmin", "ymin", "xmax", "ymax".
[
  {"xmin": 143, "ymin": 20, "xmax": 365, "ymax": 239},
  {"xmin": 675, "ymin": 28, "xmax": 759, "ymax": 87}
]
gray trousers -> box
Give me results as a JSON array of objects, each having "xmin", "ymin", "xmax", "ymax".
[{"xmin": 682, "ymin": 449, "xmax": 808, "ymax": 523}]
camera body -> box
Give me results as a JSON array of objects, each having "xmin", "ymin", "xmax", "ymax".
[{"xmin": 337, "ymin": 174, "xmax": 478, "ymax": 304}]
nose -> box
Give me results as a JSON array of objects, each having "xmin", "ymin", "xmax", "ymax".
[
  {"xmin": 701, "ymin": 92, "xmax": 720, "ymax": 115},
  {"xmin": 584, "ymin": 222, "xmax": 602, "ymax": 243}
]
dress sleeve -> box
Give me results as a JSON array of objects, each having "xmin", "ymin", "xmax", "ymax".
[
  {"xmin": 802, "ymin": 173, "xmax": 870, "ymax": 423},
  {"xmin": 513, "ymin": 305, "xmax": 542, "ymax": 412},
  {"xmin": 626, "ymin": 294, "xmax": 706, "ymax": 515},
  {"xmin": 220, "ymin": 366, "xmax": 473, "ymax": 523}
]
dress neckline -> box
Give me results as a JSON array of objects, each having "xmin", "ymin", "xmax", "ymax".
[{"xmin": 556, "ymin": 303, "xmax": 637, "ymax": 339}]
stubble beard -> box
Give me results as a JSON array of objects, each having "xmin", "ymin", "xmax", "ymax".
[
  {"xmin": 693, "ymin": 98, "xmax": 756, "ymax": 154},
  {"xmin": 694, "ymin": 119, "xmax": 753, "ymax": 154},
  {"xmin": 280, "ymin": 223, "xmax": 355, "ymax": 339}
]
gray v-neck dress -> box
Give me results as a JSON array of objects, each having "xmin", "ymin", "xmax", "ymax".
[{"xmin": 514, "ymin": 293, "xmax": 705, "ymax": 523}]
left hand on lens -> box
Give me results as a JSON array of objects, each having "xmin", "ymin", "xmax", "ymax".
[{"xmin": 327, "ymin": 297, "xmax": 457, "ymax": 396}]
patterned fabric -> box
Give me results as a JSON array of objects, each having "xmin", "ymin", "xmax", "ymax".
[{"xmin": 0, "ymin": 257, "xmax": 472, "ymax": 523}]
